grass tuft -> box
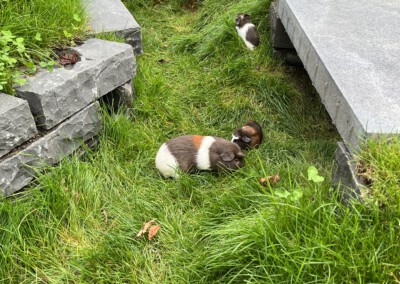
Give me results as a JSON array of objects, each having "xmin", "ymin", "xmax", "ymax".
[{"xmin": 0, "ymin": 0, "xmax": 399, "ymax": 283}]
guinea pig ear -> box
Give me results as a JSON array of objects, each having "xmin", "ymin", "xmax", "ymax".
[
  {"xmin": 244, "ymin": 14, "xmax": 251, "ymax": 21},
  {"xmin": 242, "ymin": 136, "xmax": 251, "ymax": 143},
  {"xmin": 221, "ymin": 152, "xmax": 235, "ymax": 162}
]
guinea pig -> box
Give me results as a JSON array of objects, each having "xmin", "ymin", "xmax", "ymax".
[
  {"xmin": 155, "ymin": 135, "xmax": 245, "ymax": 178},
  {"xmin": 235, "ymin": 13, "xmax": 260, "ymax": 50},
  {"xmin": 232, "ymin": 120, "xmax": 263, "ymax": 150}
]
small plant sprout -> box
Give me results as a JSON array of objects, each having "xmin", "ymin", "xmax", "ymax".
[{"xmin": 307, "ymin": 165, "xmax": 325, "ymax": 183}]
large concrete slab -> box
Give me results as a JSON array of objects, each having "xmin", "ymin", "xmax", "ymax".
[
  {"xmin": 0, "ymin": 102, "xmax": 103, "ymax": 196},
  {"xmin": 276, "ymin": 0, "xmax": 400, "ymax": 149},
  {"xmin": 0, "ymin": 93, "xmax": 37, "ymax": 158},
  {"xmin": 83, "ymin": 0, "xmax": 143, "ymax": 54},
  {"xmin": 16, "ymin": 38, "xmax": 136, "ymax": 130}
]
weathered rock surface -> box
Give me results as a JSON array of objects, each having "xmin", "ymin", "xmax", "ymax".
[
  {"xmin": 0, "ymin": 102, "xmax": 103, "ymax": 196},
  {"xmin": 102, "ymin": 80, "xmax": 134, "ymax": 112},
  {"xmin": 0, "ymin": 93, "xmax": 37, "ymax": 158},
  {"xmin": 83, "ymin": 0, "xmax": 142, "ymax": 54},
  {"xmin": 275, "ymin": 0, "xmax": 400, "ymax": 150},
  {"xmin": 332, "ymin": 142, "xmax": 364, "ymax": 203},
  {"xmin": 16, "ymin": 38, "xmax": 136, "ymax": 130}
]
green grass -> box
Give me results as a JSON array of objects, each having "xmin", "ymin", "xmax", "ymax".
[
  {"xmin": 356, "ymin": 136, "xmax": 400, "ymax": 211},
  {"xmin": 0, "ymin": 0, "xmax": 87, "ymax": 93},
  {"xmin": 1, "ymin": 0, "xmax": 399, "ymax": 283}
]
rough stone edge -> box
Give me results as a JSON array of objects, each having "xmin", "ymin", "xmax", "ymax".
[
  {"xmin": 276, "ymin": 0, "xmax": 366, "ymax": 150},
  {"xmin": 332, "ymin": 142, "xmax": 365, "ymax": 203},
  {"xmin": 0, "ymin": 93, "xmax": 38, "ymax": 158},
  {"xmin": 101, "ymin": 79, "xmax": 134, "ymax": 112},
  {"xmin": 83, "ymin": 0, "xmax": 143, "ymax": 54},
  {"xmin": 115, "ymin": 28, "xmax": 143, "ymax": 55},
  {"xmin": 16, "ymin": 39, "xmax": 136, "ymax": 130},
  {"xmin": 0, "ymin": 102, "xmax": 103, "ymax": 196},
  {"xmin": 269, "ymin": 2, "xmax": 302, "ymax": 66}
]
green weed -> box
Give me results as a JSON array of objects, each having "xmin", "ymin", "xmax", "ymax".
[{"xmin": 0, "ymin": 0, "xmax": 87, "ymax": 94}]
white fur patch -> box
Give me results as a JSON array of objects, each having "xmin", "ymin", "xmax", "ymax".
[
  {"xmin": 155, "ymin": 143, "xmax": 180, "ymax": 178},
  {"xmin": 236, "ymin": 23, "xmax": 256, "ymax": 50},
  {"xmin": 231, "ymin": 134, "xmax": 240, "ymax": 142},
  {"xmin": 196, "ymin": 136, "xmax": 215, "ymax": 170}
]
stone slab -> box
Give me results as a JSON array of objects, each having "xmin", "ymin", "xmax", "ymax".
[
  {"xmin": 0, "ymin": 93, "xmax": 37, "ymax": 158},
  {"xmin": 0, "ymin": 102, "xmax": 103, "ymax": 196},
  {"xmin": 269, "ymin": 2, "xmax": 294, "ymax": 49},
  {"xmin": 16, "ymin": 38, "xmax": 136, "ymax": 130},
  {"xmin": 276, "ymin": 0, "xmax": 400, "ymax": 149},
  {"xmin": 101, "ymin": 79, "xmax": 134, "ymax": 112},
  {"xmin": 332, "ymin": 142, "xmax": 364, "ymax": 203},
  {"xmin": 83, "ymin": 0, "xmax": 143, "ymax": 54}
]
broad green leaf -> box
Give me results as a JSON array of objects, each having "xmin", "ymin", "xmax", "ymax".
[
  {"xmin": 14, "ymin": 77, "xmax": 26, "ymax": 86},
  {"xmin": 289, "ymin": 188, "xmax": 303, "ymax": 201},
  {"xmin": 15, "ymin": 37, "xmax": 25, "ymax": 52},
  {"xmin": 1, "ymin": 30, "xmax": 15, "ymax": 42},
  {"xmin": 73, "ymin": 13, "xmax": 81, "ymax": 22},
  {"xmin": 307, "ymin": 166, "xmax": 325, "ymax": 183},
  {"xmin": 63, "ymin": 30, "xmax": 72, "ymax": 38},
  {"xmin": 275, "ymin": 189, "xmax": 291, "ymax": 199},
  {"xmin": 34, "ymin": 33, "xmax": 42, "ymax": 41}
]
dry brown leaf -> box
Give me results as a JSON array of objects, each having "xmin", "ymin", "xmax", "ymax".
[
  {"xmin": 59, "ymin": 51, "xmax": 81, "ymax": 66},
  {"xmin": 259, "ymin": 174, "xmax": 281, "ymax": 187},
  {"xmin": 102, "ymin": 209, "xmax": 108, "ymax": 224},
  {"xmin": 148, "ymin": 225, "xmax": 160, "ymax": 240},
  {"xmin": 136, "ymin": 219, "xmax": 156, "ymax": 238},
  {"xmin": 268, "ymin": 174, "xmax": 281, "ymax": 185}
]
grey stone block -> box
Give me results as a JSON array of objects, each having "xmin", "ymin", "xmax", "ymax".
[
  {"xmin": 269, "ymin": 2, "xmax": 294, "ymax": 49},
  {"xmin": 16, "ymin": 38, "xmax": 136, "ymax": 130},
  {"xmin": 0, "ymin": 102, "xmax": 103, "ymax": 196},
  {"xmin": 276, "ymin": 0, "xmax": 400, "ymax": 149},
  {"xmin": 83, "ymin": 0, "xmax": 142, "ymax": 54},
  {"xmin": 102, "ymin": 80, "xmax": 134, "ymax": 112},
  {"xmin": 0, "ymin": 93, "xmax": 37, "ymax": 158},
  {"xmin": 332, "ymin": 142, "xmax": 364, "ymax": 203}
]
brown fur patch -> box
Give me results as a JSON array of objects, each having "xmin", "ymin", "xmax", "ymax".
[{"xmin": 192, "ymin": 135, "xmax": 204, "ymax": 150}]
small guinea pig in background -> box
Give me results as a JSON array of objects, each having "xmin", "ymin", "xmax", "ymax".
[
  {"xmin": 155, "ymin": 135, "xmax": 245, "ymax": 178},
  {"xmin": 235, "ymin": 13, "xmax": 260, "ymax": 50},
  {"xmin": 232, "ymin": 120, "xmax": 263, "ymax": 150}
]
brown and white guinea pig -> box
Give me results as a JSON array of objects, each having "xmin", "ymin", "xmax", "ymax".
[
  {"xmin": 155, "ymin": 135, "xmax": 245, "ymax": 178},
  {"xmin": 231, "ymin": 120, "xmax": 263, "ymax": 150},
  {"xmin": 235, "ymin": 13, "xmax": 260, "ymax": 50}
]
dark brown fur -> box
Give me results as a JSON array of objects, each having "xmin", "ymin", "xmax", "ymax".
[
  {"xmin": 165, "ymin": 135, "xmax": 244, "ymax": 172},
  {"xmin": 232, "ymin": 120, "xmax": 263, "ymax": 150},
  {"xmin": 235, "ymin": 13, "xmax": 260, "ymax": 47}
]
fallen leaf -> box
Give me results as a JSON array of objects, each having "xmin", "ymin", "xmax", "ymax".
[
  {"xmin": 259, "ymin": 174, "xmax": 280, "ymax": 187},
  {"xmin": 57, "ymin": 49, "xmax": 81, "ymax": 66},
  {"xmin": 268, "ymin": 174, "xmax": 281, "ymax": 186},
  {"xmin": 148, "ymin": 225, "xmax": 160, "ymax": 240},
  {"xmin": 102, "ymin": 209, "xmax": 108, "ymax": 224},
  {"xmin": 136, "ymin": 219, "xmax": 156, "ymax": 238}
]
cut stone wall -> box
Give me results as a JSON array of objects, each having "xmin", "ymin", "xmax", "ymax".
[
  {"xmin": 0, "ymin": 93, "xmax": 37, "ymax": 158},
  {"xmin": 0, "ymin": 2, "xmax": 140, "ymax": 196},
  {"xmin": 83, "ymin": 0, "xmax": 143, "ymax": 54},
  {"xmin": 17, "ymin": 39, "xmax": 136, "ymax": 130},
  {"xmin": 0, "ymin": 102, "xmax": 103, "ymax": 196}
]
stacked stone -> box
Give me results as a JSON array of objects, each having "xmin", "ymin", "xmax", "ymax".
[{"xmin": 0, "ymin": 0, "xmax": 142, "ymax": 196}]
